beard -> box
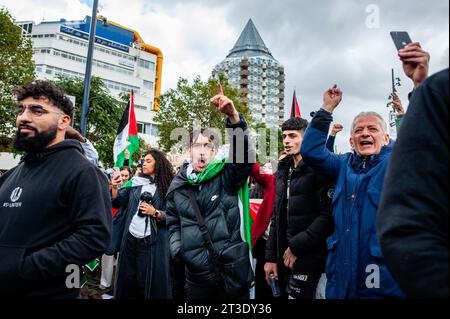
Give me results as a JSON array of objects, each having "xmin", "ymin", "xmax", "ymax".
[{"xmin": 13, "ymin": 124, "xmax": 58, "ymax": 153}]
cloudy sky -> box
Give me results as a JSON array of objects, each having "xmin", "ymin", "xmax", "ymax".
[{"xmin": 1, "ymin": 0, "xmax": 448, "ymax": 152}]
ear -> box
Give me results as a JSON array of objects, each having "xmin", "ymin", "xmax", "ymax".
[
  {"xmin": 384, "ymin": 133, "xmax": 390, "ymax": 146},
  {"xmin": 349, "ymin": 137, "xmax": 355, "ymax": 150},
  {"xmin": 58, "ymin": 115, "xmax": 71, "ymax": 131}
]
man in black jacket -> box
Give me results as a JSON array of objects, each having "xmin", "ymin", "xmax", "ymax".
[
  {"xmin": 166, "ymin": 83, "xmax": 254, "ymax": 299},
  {"xmin": 0, "ymin": 80, "xmax": 112, "ymax": 298},
  {"xmin": 264, "ymin": 117, "xmax": 334, "ymax": 299},
  {"xmin": 377, "ymin": 69, "xmax": 449, "ymax": 299}
]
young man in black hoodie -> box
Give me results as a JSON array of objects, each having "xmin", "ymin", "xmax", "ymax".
[
  {"xmin": 0, "ymin": 80, "xmax": 112, "ymax": 299},
  {"xmin": 264, "ymin": 117, "xmax": 334, "ymax": 299}
]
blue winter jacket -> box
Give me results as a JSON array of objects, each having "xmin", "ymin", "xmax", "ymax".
[{"xmin": 300, "ymin": 109, "xmax": 404, "ymax": 299}]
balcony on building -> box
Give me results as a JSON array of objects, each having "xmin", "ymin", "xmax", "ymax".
[
  {"xmin": 239, "ymin": 69, "xmax": 249, "ymax": 76},
  {"xmin": 240, "ymin": 58, "xmax": 249, "ymax": 67}
]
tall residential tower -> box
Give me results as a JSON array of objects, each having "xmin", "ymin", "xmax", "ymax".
[{"xmin": 213, "ymin": 19, "xmax": 285, "ymax": 128}]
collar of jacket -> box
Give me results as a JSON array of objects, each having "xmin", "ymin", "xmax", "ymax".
[
  {"xmin": 351, "ymin": 143, "xmax": 392, "ymax": 173},
  {"xmin": 21, "ymin": 140, "xmax": 83, "ymax": 163},
  {"xmin": 166, "ymin": 161, "xmax": 190, "ymax": 195},
  {"xmin": 277, "ymin": 155, "xmax": 306, "ymax": 175}
]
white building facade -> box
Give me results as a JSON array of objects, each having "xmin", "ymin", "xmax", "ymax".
[{"xmin": 17, "ymin": 16, "xmax": 161, "ymax": 146}]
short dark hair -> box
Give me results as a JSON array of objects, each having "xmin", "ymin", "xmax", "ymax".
[
  {"xmin": 188, "ymin": 128, "xmax": 220, "ymax": 150},
  {"xmin": 281, "ymin": 118, "xmax": 308, "ymax": 134},
  {"xmin": 14, "ymin": 80, "xmax": 74, "ymax": 118}
]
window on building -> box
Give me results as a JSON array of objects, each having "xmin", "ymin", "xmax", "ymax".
[
  {"xmin": 139, "ymin": 59, "xmax": 155, "ymax": 70},
  {"xmin": 137, "ymin": 122, "xmax": 145, "ymax": 134},
  {"xmin": 143, "ymin": 80, "xmax": 154, "ymax": 90}
]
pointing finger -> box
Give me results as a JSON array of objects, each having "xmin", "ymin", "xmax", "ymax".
[{"xmin": 217, "ymin": 80, "xmax": 224, "ymax": 95}]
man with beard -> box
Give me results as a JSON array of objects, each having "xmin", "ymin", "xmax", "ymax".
[
  {"xmin": 0, "ymin": 80, "xmax": 112, "ymax": 299},
  {"xmin": 166, "ymin": 83, "xmax": 255, "ymax": 299}
]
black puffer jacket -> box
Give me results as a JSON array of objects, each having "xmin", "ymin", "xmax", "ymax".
[
  {"xmin": 166, "ymin": 116, "xmax": 254, "ymax": 286},
  {"xmin": 265, "ymin": 156, "xmax": 334, "ymax": 273}
]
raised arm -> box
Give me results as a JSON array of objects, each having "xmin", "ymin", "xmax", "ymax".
[
  {"xmin": 211, "ymin": 81, "xmax": 254, "ymax": 192},
  {"xmin": 399, "ymin": 42, "xmax": 430, "ymax": 90},
  {"xmin": 301, "ymin": 85, "xmax": 344, "ymax": 179}
]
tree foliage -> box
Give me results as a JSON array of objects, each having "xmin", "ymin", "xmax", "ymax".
[
  {"xmin": 53, "ymin": 76, "xmax": 143, "ymax": 168},
  {"xmin": 154, "ymin": 75, "xmax": 253, "ymax": 153},
  {"xmin": 0, "ymin": 8, "xmax": 35, "ymax": 151}
]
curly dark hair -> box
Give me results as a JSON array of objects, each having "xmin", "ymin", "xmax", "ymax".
[
  {"xmin": 281, "ymin": 117, "xmax": 308, "ymax": 134},
  {"xmin": 142, "ymin": 149, "xmax": 175, "ymax": 196},
  {"xmin": 14, "ymin": 80, "xmax": 74, "ymax": 118}
]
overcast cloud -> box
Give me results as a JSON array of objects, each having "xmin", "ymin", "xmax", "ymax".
[{"xmin": 1, "ymin": 0, "xmax": 448, "ymax": 152}]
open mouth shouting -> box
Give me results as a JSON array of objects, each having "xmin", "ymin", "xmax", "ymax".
[
  {"xmin": 197, "ymin": 157, "xmax": 208, "ymax": 169},
  {"xmin": 359, "ymin": 140, "xmax": 374, "ymax": 149}
]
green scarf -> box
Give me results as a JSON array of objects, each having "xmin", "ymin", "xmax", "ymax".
[
  {"xmin": 187, "ymin": 158, "xmax": 227, "ymax": 185},
  {"xmin": 186, "ymin": 155, "xmax": 253, "ymax": 257}
]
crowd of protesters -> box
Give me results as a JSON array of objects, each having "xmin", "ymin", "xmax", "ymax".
[{"xmin": 0, "ymin": 41, "xmax": 448, "ymax": 300}]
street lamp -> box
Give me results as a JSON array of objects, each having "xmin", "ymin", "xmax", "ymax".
[{"xmin": 80, "ymin": 0, "xmax": 99, "ymax": 136}]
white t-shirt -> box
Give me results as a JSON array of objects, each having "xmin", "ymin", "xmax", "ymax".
[{"xmin": 129, "ymin": 183, "xmax": 157, "ymax": 239}]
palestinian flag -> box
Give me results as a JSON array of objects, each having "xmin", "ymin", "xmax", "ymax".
[
  {"xmin": 238, "ymin": 184, "xmax": 256, "ymax": 272},
  {"xmin": 290, "ymin": 90, "xmax": 301, "ymax": 118},
  {"xmin": 113, "ymin": 90, "xmax": 139, "ymax": 167}
]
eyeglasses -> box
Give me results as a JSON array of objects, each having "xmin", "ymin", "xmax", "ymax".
[
  {"xmin": 192, "ymin": 143, "xmax": 215, "ymax": 151},
  {"xmin": 13, "ymin": 104, "xmax": 65, "ymax": 117}
]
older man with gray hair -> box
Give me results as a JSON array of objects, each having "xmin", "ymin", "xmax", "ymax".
[{"xmin": 300, "ymin": 84, "xmax": 404, "ymax": 299}]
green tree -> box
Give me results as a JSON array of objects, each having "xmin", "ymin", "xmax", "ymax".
[
  {"xmin": 155, "ymin": 75, "xmax": 253, "ymax": 153},
  {"xmin": 0, "ymin": 8, "xmax": 35, "ymax": 151},
  {"xmin": 54, "ymin": 76, "xmax": 140, "ymax": 167}
]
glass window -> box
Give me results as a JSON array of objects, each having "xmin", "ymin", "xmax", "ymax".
[{"xmin": 137, "ymin": 122, "xmax": 144, "ymax": 134}]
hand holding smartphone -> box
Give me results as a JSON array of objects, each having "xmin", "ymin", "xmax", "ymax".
[{"xmin": 112, "ymin": 167, "xmax": 123, "ymax": 186}]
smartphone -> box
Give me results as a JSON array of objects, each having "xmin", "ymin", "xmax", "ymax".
[{"xmin": 390, "ymin": 31, "xmax": 412, "ymax": 51}]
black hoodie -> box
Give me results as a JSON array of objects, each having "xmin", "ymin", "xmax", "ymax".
[{"xmin": 0, "ymin": 140, "xmax": 112, "ymax": 298}]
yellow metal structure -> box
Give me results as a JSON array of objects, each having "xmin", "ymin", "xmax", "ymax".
[{"xmin": 97, "ymin": 15, "xmax": 163, "ymax": 111}]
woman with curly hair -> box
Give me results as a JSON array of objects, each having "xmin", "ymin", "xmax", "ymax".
[{"xmin": 111, "ymin": 149, "xmax": 175, "ymax": 299}]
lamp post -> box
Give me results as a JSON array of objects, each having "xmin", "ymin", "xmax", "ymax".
[{"xmin": 80, "ymin": 0, "xmax": 99, "ymax": 136}]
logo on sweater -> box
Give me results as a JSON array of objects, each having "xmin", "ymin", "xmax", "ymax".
[
  {"xmin": 10, "ymin": 187, "xmax": 23, "ymax": 202},
  {"xmin": 2, "ymin": 187, "xmax": 23, "ymax": 208},
  {"xmin": 211, "ymin": 195, "xmax": 219, "ymax": 202}
]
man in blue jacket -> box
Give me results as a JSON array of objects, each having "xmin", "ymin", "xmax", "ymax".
[{"xmin": 300, "ymin": 84, "xmax": 404, "ymax": 299}]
